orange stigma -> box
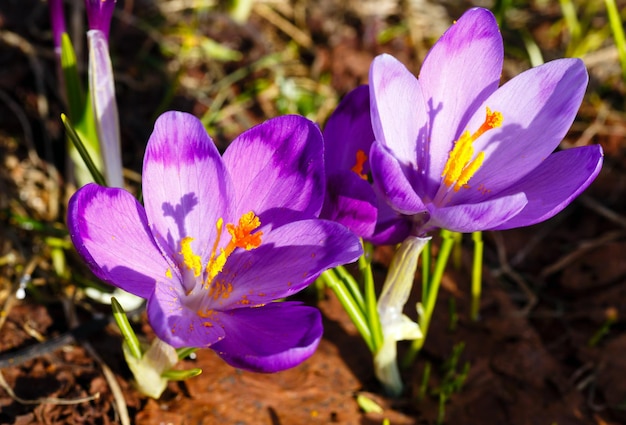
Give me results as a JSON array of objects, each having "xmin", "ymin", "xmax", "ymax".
[
  {"xmin": 350, "ymin": 149, "xmax": 368, "ymax": 180},
  {"xmin": 441, "ymin": 107, "xmax": 502, "ymax": 192},
  {"xmin": 206, "ymin": 211, "xmax": 263, "ymax": 285},
  {"xmin": 179, "ymin": 212, "xmax": 263, "ymax": 303}
]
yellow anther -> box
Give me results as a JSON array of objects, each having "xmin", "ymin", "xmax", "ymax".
[
  {"xmin": 441, "ymin": 107, "xmax": 502, "ymax": 192},
  {"xmin": 350, "ymin": 149, "xmax": 368, "ymax": 180},
  {"xmin": 205, "ymin": 211, "xmax": 263, "ymax": 289},
  {"xmin": 179, "ymin": 237, "xmax": 202, "ymax": 277},
  {"xmin": 455, "ymin": 151, "xmax": 485, "ymax": 191}
]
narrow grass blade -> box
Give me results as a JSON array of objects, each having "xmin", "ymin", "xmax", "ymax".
[
  {"xmin": 604, "ymin": 0, "xmax": 626, "ymax": 81},
  {"xmin": 61, "ymin": 113, "xmax": 107, "ymax": 186},
  {"xmin": 111, "ymin": 297, "xmax": 142, "ymax": 360}
]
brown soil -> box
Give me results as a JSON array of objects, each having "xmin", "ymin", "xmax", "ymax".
[{"xmin": 1, "ymin": 1, "xmax": 625, "ymax": 424}]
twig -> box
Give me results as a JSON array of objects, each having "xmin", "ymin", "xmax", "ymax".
[
  {"xmin": 63, "ymin": 294, "xmax": 131, "ymax": 425},
  {"xmin": 578, "ymin": 194, "xmax": 626, "ymax": 230},
  {"xmin": 489, "ymin": 231, "xmax": 537, "ymax": 316},
  {"xmin": 254, "ymin": 3, "xmax": 312, "ymax": 49},
  {"xmin": 539, "ymin": 230, "xmax": 625, "ymax": 278},
  {"xmin": 509, "ymin": 211, "xmax": 570, "ymax": 268},
  {"xmin": 82, "ymin": 342, "xmax": 131, "ymax": 425}
]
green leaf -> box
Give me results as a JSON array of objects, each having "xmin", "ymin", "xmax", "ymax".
[
  {"xmin": 61, "ymin": 114, "xmax": 107, "ymax": 186},
  {"xmin": 60, "ymin": 33, "xmax": 85, "ymax": 123},
  {"xmin": 161, "ymin": 368, "xmax": 203, "ymax": 381},
  {"xmin": 111, "ymin": 297, "xmax": 142, "ymax": 359}
]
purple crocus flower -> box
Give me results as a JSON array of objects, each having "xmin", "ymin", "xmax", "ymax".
[
  {"xmin": 369, "ymin": 8, "xmax": 603, "ymax": 238},
  {"xmin": 85, "ymin": 0, "xmax": 116, "ymax": 41},
  {"xmin": 320, "ymin": 85, "xmax": 378, "ymax": 238},
  {"xmin": 68, "ymin": 111, "xmax": 363, "ymax": 372}
]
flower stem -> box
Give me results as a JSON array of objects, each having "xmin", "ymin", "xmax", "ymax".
[
  {"xmin": 402, "ymin": 230, "xmax": 455, "ymax": 367},
  {"xmin": 320, "ymin": 269, "xmax": 374, "ymax": 352},
  {"xmin": 421, "ymin": 239, "xmax": 431, "ymax": 302},
  {"xmin": 111, "ymin": 297, "xmax": 142, "ymax": 359},
  {"xmin": 334, "ymin": 265, "xmax": 365, "ymax": 313},
  {"xmin": 359, "ymin": 247, "xmax": 383, "ymax": 352},
  {"xmin": 470, "ymin": 231, "xmax": 483, "ymax": 321}
]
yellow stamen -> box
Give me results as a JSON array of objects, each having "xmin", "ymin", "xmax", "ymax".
[
  {"xmin": 206, "ymin": 218, "xmax": 224, "ymax": 282},
  {"xmin": 350, "ymin": 149, "xmax": 368, "ymax": 180},
  {"xmin": 180, "ymin": 212, "xmax": 263, "ymax": 311},
  {"xmin": 206, "ymin": 211, "xmax": 263, "ymax": 286},
  {"xmin": 441, "ymin": 107, "xmax": 502, "ymax": 192},
  {"xmin": 179, "ymin": 237, "xmax": 202, "ymax": 277}
]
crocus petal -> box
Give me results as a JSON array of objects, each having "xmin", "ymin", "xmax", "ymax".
[
  {"xmin": 210, "ymin": 302, "xmax": 323, "ymax": 372},
  {"xmin": 455, "ymin": 58, "xmax": 589, "ymax": 203},
  {"xmin": 216, "ymin": 219, "xmax": 362, "ymax": 307},
  {"xmin": 368, "ymin": 217, "xmax": 412, "ymax": 246},
  {"xmin": 324, "ymin": 85, "xmax": 375, "ymax": 172},
  {"xmin": 88, "ymin": 29, "xmax": 123, "ymax": 188},
  {"xmin": 428, "ymin": 192, "xmax": 527, "ymax": 232},
  {"xmin": 67, "ymin": 183, "xmax": 170, "ymax": 298},
  {"xmin": 493, "ymin": 145, "xmax": 603, "ymax": 230},
  {"xmin": 223, "ymin": 115, "xmax": 325, "ymax": 226},
  {"xmin": 366, "ymin": 193, "xmax": 413, "ymax": 245},
  {"xmin": 370, "ymin": 141, "xmax": 426, "ymax": 215},
  {"xmin": 420, "ymin": 8, "xmax": 503, "ymax": 187},
  {"xmin": 147, "ymin": 282, "xmax": 226, "ymax": 348},
  {"xmin": 142, "ymin": 111, "xmax": 234, "ymax": 261},
  {"xmin": 321, "ymin": 170, "xmax": 377, "ymax": 238},
  {"xmin": 369, "ymin": 54, "xmax": 428, "ymax": 181}
]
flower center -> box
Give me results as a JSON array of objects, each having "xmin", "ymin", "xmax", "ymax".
[
  {"xmin": 441, "ymin": 107, "xmax": 502, "ymax": 192},
  {"xmin": 178, "ymin": 211, "xmax": 263, "ymax": 301},
  {"xmin": 351, "ymin": 149, "xmax": 368, "ymax": 180}
]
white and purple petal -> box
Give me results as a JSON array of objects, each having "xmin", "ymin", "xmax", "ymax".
[
  {"xmin": 367, "ymin": 198, "xmax": 414, "ymax": 245},
  {"xmin": 215, "ymin": 219, "xmax": 362, "ymax": 307},
  {"xmin": 223, "ymin": 115, "xmax": 325, "ymax": 227},
  {"xmin": 420, "ymin": 7, "xmax": 503, "ymax": 190},
  {"xmin": 142, "ymin": 111, "xmax": 234, "ymax": 262},
  {"xmin": 210, "ymin": 302, "xmax": 323, "ymax": 373},
  {"xmin": 427, "ymin": 192, "xmax": 528, "ymax": 233},
  {"xmin": 369, "ymin": 54, "xmax": 428, "ymax": 182},
  {"xmin": 147, "ymin": 283, "xmax": 226, "ymax": 348},
  {"xmin": 321, "ymin": 170, "xmax": 378, "ymax": 238},
  {"xmin": 370, "ymin": 141, "xmax": 427, "ymax": 215},
  {"xmin": 324, "ymin": 85, "xmax": 375, "ymax": 173},
  {"xmin": 68, "ymin": 183, "xmax": 171, "ymax": 298},
  {"xmin": 454, "ymin": 58, "xmax": 589, "ymax": 204},
  {"xmin": 493, "ymin": 145, "xmax": 603, "ymax": 230}
]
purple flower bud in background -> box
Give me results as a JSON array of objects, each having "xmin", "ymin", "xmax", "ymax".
[{"xmin": 85, "ymin": 0, "xmax": 116, "ymax": 41}]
